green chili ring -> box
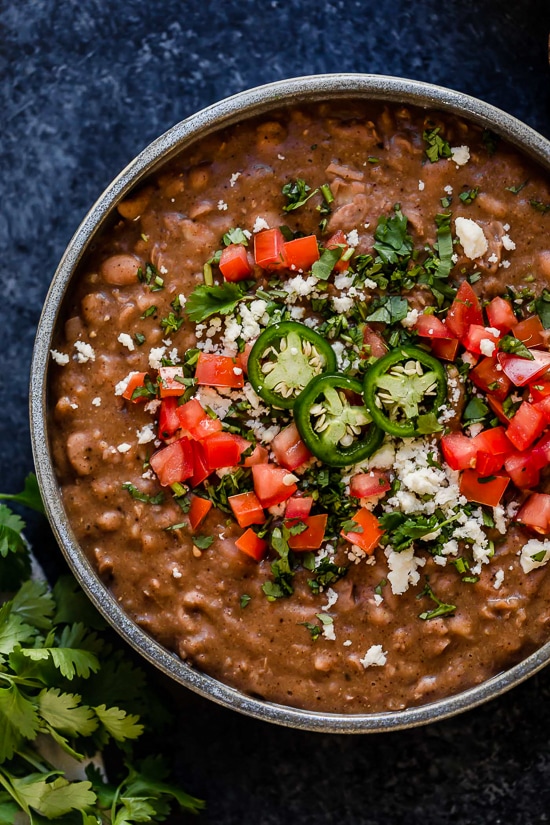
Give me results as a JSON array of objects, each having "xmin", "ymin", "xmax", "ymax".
[
  {"xmin": 294, "ymin": 373, "xmax": 384, "ymax": 467},
  {"xmin": 248, "ymin": 321, "xmax": 337, "ymax": 409},
  {"xmin": 362, "ymin": 345, "xmax": 447, "ymax": 438}
]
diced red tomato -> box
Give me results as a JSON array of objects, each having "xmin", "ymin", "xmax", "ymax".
[
  {"xmin": 445, "ymin": 281, "xmax": 483, "ymax": 339},
  {"xmin": 459, "ymin": 470, "xmax": 510, "ymax": 507},
  {"xmin": 188, "ymin": 495, "xmax": 212, "ymax": 530},
  {"xmin": 287, "ymin": 514, "xmax": 328, "ymax": 551},
  {"xmin": 190, "ymin": 440, "xmax": 210, "ymax": 487},
  {"xmin": 470, "ymin": 357, "xmax": 511, "ymax": 401},
  {"xmin": 285, "ymin": 495, "xmax": 313, "ymax": 519},
  {"xmin": 504, "ymin": 452, "xmax": 540, "ymax": 489},
  {"xmin": 472, "ymin": 426, "xmax": 513, "ymax": 456},
  {"xmin": 271, "ymin": 422, "xmax": 312, "ymax": 471},
  {"xmin": 429, "ymin": 337, "xmax": 460, "ymax": 362},
  {"xmin": 506, "ymin": 401, "xmax": 546, "ymax": 451},
  {"xmin": 349, "ymin": 471, "xmax": 391, "ymax": 498},
  {"xmin": 530, "ymin": 379, "xmax": 550, "ymax": 403},
  {"xmin": 326, "ymin": 230, "xmax": 350, "ymax": 272},
  {"xmin": 251, "ymin": 464, "xmax": 297, "ymax": 508},
  {"xmin": 195, "ymin": 353, "xmax": 245, "ymax": 388},
  {"xmin": 513, "ymin": 316, "xmax": 545, "ymax": 348},
  {"xmin": 238, "ymin": 343, "xmax": 253, "ymax": 375},
  {"xmin": 414, "ymin": 313, "xmax": 455, "ymax": 339},
  {"xmin": 525, "ymin": 432, "xmax": 550, "ymax": 471},
  {"xmin": 516, "ymin": 492, "xmax": 550, "ymax": 534},
  {"xmin": 150, "ymin": 438, "xmax": 194, "ymax": 486},
  {"xmin": 497, "ymin": 349, "xmax": 550, "ymax": 386},
  {"xmin": 228, "ymin": 491, "xmax": 266, "ymax": 528},
  {"xmin": 440, "ymin": 432, "xmax": 478, "ymax": 471},
  {"xmin": 283, "ymin": 234, "xmax": 320, "ymax": 271},
  {"xmin": 235, "ymin": 528, "xmax": 268, "ymax": 561},
  {"xmin": 362, "ymin": 324, "xmax": 388, "ymax": 359},
  {"xmin": 254, "ymin": 228, "xmax": 287, "ymax": 270},
  {"xmin": 158, "ymin": 397, "xmax": 181, "ymax": 440},
  {"xmin": 486, "ymin": 296, "xmax": 517, "ymax": 334},
  {"xmin": 340, "ymin": 508, "xmax": 384, "ymax": 555},
  {"xmin": 487, "ymin": 395, "xmax": 512, "ymax": 424},
  {"xmin": 177, "ymin": 398, "xmax": 206, "ymax": 433},
  {"xmin": 219, "ymin": 244, "xmax": 253, "ymax": 282},
  {"xmin": 122, "ymin": 372, "xmax": 148, "ymax": 402},
  {"xmin": 534, "ymin": 394, "xmax": 550, "ymax": 423},
  {"xmin": 158, "ymin": 366, "xmax": 186, "ymax": 398},
  {"xmin": 462, "ymin": 324, "xmax": 500, "ymax": 356},
  {"xmin": 202, "ymin": 432, "xmax": 245, "ymax": 470},
  {"xmin": 476, "ymin": 451, "xmax": 505, "ymax": 477},
  {"xmin": 243, "ymin": 444, "xmax": 269, "ymax": 467}
]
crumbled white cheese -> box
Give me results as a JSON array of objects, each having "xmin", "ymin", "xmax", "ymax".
[
  {"xmin": 92, "ymin": 396, "xmax": 101, "ymax": 406},
  {"xmin": 500, "ymin": 260, "xmax": 511, "ymax": 269},
  {"xmin": 332, "ymin": 295, "xmax": 354, "ymax": 313},
  {"xmin": 322, "ymin": 620, "xmax": 336, "ymax": 641},
  {"xmin": 385, "ymin": 547, "xmax": 425, "ymax": 595},
  {"xmin": 282, "ymin": 274, "xmax": 319, "ymax": 302},
  {"xmin": 343, "ymin": 639, "xmax": 352, "ymax": 647},
  {"xmin": 136, "ymin": 423, "xmax": 156, "ymax": 444},
  {"xmin": 360, "ymin": 644, "xmax": 387, "ymax": 668},
  {"xmin": 117, "ymin": 443, "xmax": 132, "ymax": 453},
  {"xmin": 117, "ymin": 333, "xmax": 135, "ymax": 351},
  {"xmin": 229, "ymin": 172, "xmax": 241, "ymax": 187},
  {"xmin": 520, "ymin": 539, "xmax": 550, "ymax": 573},
  {"xmin": 346, "ymin": 229, "xmax": 359, "ymax": 247},
  {"xmin": 74, "ymin": 340, "xmax": 96, "ymax": 363},
  {"xmin": 493, "ymin": 569, "xmax": 505, "ymax": 590},
  {"xmin": 450, "ymin": 145, "xmax": 470, "ymax": 166},
  {"xmin": 217, "ymin": 200, "xmax": 228, "ymax": 211},
  {"xmin": 455, "ymin": 217, "xmax": 488, "ymax": 259},
  {"xmin": 418, "ymin": 180, "xmax": 425, "ymax": 191},
  {"xmin": 322, "ymin": 588, "xmax": 339, "ymax": 611},
  {"xmin": 50, "ymin": 349, "xmax": 70, "ymax": 365},
  {"xmin": 283, "ymin": 473, "xmax": 299, "ymax": 486},
  {"xmin": 480, "ymin": 338, "xmax": 496, "ymax": 357},
  {"xmin": 487, "ymin": 253, "xmax": 499, "ymax": 264},
  {"xmin": 172, "ymin": 567, "xmax": 182, "ymax": 579},
  {"xmin": 114, "ymin": 371, "xmax": 139, "ymax": 396},
  {"xmin": 502, "ymin": 234, "xmax": 516, "ymax": 251},
  {"xmin": 444, "ymin": 184, "xmax": 453, "ymax": 195},
  {"xmin": 401, "ymin": 307, "xmax": 420, "ymax": 328},
  {"xmin": 252, "ymin": 217, "xmax": 270, "ymax": 233},
  {"xmin": 195, "ymin": 386, "xmax": 233, "ymax": 419},
  {"xmin": 334, "ymin": 272, "xmax": 354, "ymax": 291},
  {"xmin": 148, "ymin": 346, "xmax": 166, "ymax": 370}
]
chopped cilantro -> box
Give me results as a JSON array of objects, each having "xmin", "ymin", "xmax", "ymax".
[
  {"xmin": 282, "ymin": 178, "xmax": 319, "ymax": 211},
  {"xmin": 506, "ymin": 180, "xmax": 528, "ymax": 195},
  {"xmin": 123, "ymin": 482, "xmax": 164, "ymax": 505},
  {"xmin": 192, "ymin": 535, "xmax": 214, "ymax": 550},
  {"xmin": 459, "ymin": 187, "xmax": 479, "ymax": 204},
  {"xmin": 312, "ymin": 246, "xmax": 342, "ymax": 280},
  {"xmin": 529, "ymin": 199, "xmax": 550, "ymax": 214},
  {"xmin": 423, "ymin": 127, "xmax": 452, "ymax": 163},
  {"xmin": 184, "ymin": 282, "xmax": 246, "ymax": 323},
  {"xmin": 240, "ymin": 594, "xmax": 251, "ymax": 608},
  {"xmin": 499, "ymin": 334, "xmax": 534, "ymax": 360},
  {"xmin": 417, "ymin": 580, "xmax": 456, "ymax": 620},
  {"xmin": 535, "ymin": 289, "xmax": 550, "ymax": 329},
  {"xmin": 223, "ymin": 227, "xmax": 249, "ymax": 246},
  {"xmin": 373, "ymin": 204, "xmax": 413, "ymax": 265}
]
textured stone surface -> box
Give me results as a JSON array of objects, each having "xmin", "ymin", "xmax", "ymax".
[{"xmin": 2, "ymin": 0, "xmax": 550, "ymax": 822}]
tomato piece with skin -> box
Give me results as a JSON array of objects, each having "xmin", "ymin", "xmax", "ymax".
[
  {"xmin": 287, "ymin": 514, "xmax": 328, "ymax": 551},
  {"xmin": 470, "ymin": 357, "xmax": 511, "ymax": 401},
  {"xmin": 341, "ymin": 508, "xmax": 384, "ymax": 555},
  {"xmin": 497, "ymin": 350, "xmax": 550, "ymax": 386},
  {"xmin": 283, "ymin": 235, "xmax": 320, "ymax": 271},
  {"xmin": 459, "ymin": 470, "xmax": 510, "ymax": 507},
  {"xmin": 461, "ymin": 324, "xmax": 500, "ymax": 356},
  {"xmin": 530, "ymin": 379, "xmax": 550, "ymax": 403},
  {"xmin": 158, "ymin": 366, "xmax": 186, "ymax": 398},
  {"xmin": 243, "ymin": 444, "xmax": 269, "ymax": 467},
  {"xmin": 523, "ymin": 431, "xmax": 550, "ymax": 471},
  {"xmin": 195, "ymin": 353, "xmax": 245, "ymax": 388},
  {"xmin": 176, "ymin": 399, "xmax": 206, "ymax": 434},
  {"xmin": 486, "ymin": 296, "xmax": 517, "ymax": 334},
  {"xmin": 472, "ymin": 426, "xmax": 513, "ymax": 456},
  {"xmin": 533, "ymin": 394, "xmax": 550, "ymax": 423},
  {"xmin": 513, "ymin": 316, "xmax": 545, "ymax": 348},
  {"xmin": 285, "ymin": 495, "xmax": 313, "ymax": 519},
  {"xmin": 487, "ymin": 395, "xmax": 512, "ymax": 425},
  {"xmin": 254, "ymin": 228, "xmax": 287, "ymax": 270},
  {"xmin": 349, "ymin": 471, "xmax": 391, "ymax": 498},
  {"xmin": 188, "ymin": 495, "xmax": 212, "ymax": 531},
  {"xmin": 122, "ymin": 372, "xmax": 148, "ymax": 402},
  {"xmin": 504, "ymin": 452, "xmax": 540, "ymax": 489},
  {"xmin": 440, "ymin": 432, "xmax": 478, "ymax": 471},
  {"xmin": 506, "ymin": 401, "xmax": 546, "ymax": 451},
  {"xmin": 414, "ymin": 314, "xmax": 455, "ymax": 339},
  {"xmin": 429, "ymin": 337, "xmax": 460, "ymax": 362},
  {"xmin": 150, "ymin": 438, "xmax": 194, "ymax": 486},
  {"xmin": 219, "ymin": 244, "xmax": 253, "ymax": 282},
  {"xmin": 202, "ymin": 432, "xmax": 246, "ymax": 470},
  {"xmin": 516, "ymin": 492, "xmax": 550, "ymax": 534},
  {"xmin": 235, "ymin": 528, "xmax": 268, "ymax": 561},
  {"xmin": 445, "ymin": 281, "xmax": 483, "ymax": 339},
  {"xmin": 270, "ymin": 422, "xmax": 312, "ymax": 471},
  {"xmin": 252, "ymin": 464, "xmax": 297, "ymax": 508},
  {"xmin": 158, "ymin": 397, "xmax": 181, "ymax": 440},
  {"xmin": 228, "ymin": 491, "xmax": 266, "ymax": 528},
  {"xmin": 326, "ymin": 230, "xmax": 350, "ymax": 272},
  {"xmin": 190, "ymin": 440, "xmax": 210, "ymax": 487},
  {"xmin": 476, "ymin": 451, "xmax": 505, "ymax": 477}
]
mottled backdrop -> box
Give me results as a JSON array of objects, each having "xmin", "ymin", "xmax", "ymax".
[{"xmin": 2, "ymin": 0, "xmax": 550, "ymax": 822}]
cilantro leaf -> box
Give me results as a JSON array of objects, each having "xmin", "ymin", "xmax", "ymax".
[
  {"xmin": 311, "ymin": 246, "xmax": 342, "ymax": 280},
  {"xmin": 184, "ymin": 282, "xmax": 246, "ymax": 322},
  {"xmin": 282, "ymin": 178, "xmax": 319, "ymax": 211},
  {"xmin": 0, "ymin": 474, "xmax": 44, "ymax": 514},
  {"xmin": 94, "ymin": 703, "xmax": 143, "ymax": 742},
  {"xmin": 535, "ymin": 288, "xmax": 550, "ymax": 329},
  {"xmin": 373, "ymin": 204, "xmax": 413, "ymax": 264},
  {"xmin": 423, "ymin": 127, "xmax": 452, "ymax": 163},
  {"xmin": 366, "ymin": 295, "xmax": 409, "ymax": 325},
  {"xmin": 38, "ymin": 687, "xmax": 97, "ymax": 737},
  {"xmin": 223, "ymin": 227, "xmax": 249, "ymax": 246},
  {"xmin": 8, "ymin": 772, "xmax": 96, "ymax": 819},
  {"xmin": 0, "ymin": 505, "xmax": 26, "ymax": 558},
  {"xmin": 0, "ymin": 683, "xmax": 39, "ymax": 761},
  {"xmin": 499, "ymin": 334, "xmax": 534, "ymax": 360}
]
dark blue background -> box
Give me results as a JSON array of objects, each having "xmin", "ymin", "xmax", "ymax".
[{"xmin": 2, "ymin": 1, "xmax": 550, "ymax": 822}]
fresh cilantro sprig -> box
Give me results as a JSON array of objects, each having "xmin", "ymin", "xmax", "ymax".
[
  {"xmin": 184, "ymin": 282, "xmax": 246, "ymax": 323},
  {"xmin": 281, "ymin": 178, "xmax": 319, "ymax": 211}
]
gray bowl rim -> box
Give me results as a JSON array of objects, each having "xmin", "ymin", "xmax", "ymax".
[{"xmin": 31, "ymin": 72, "xmax": 550, "ymax": 734}]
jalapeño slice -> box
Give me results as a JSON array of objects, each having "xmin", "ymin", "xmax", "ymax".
[
  {"xmin": 363, "ymin": 345, "xmax": 447, "ymax": 438},
  {"xmin": 248, "ymin": 321, "xmax": 337, "ymax": 409},
  {"xmin": 294, "ymin": 373, "xmax": 384, "ymax": 467}
]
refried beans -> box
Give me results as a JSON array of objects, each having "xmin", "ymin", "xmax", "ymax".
[{"xmin": 48, "ymin": 101, "xmax": 550, "ymax": 713}]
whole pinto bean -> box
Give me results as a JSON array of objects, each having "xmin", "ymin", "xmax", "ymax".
[{"xmin": 100, "ymin": 254, "xmax": 142, "ymax": 286}]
